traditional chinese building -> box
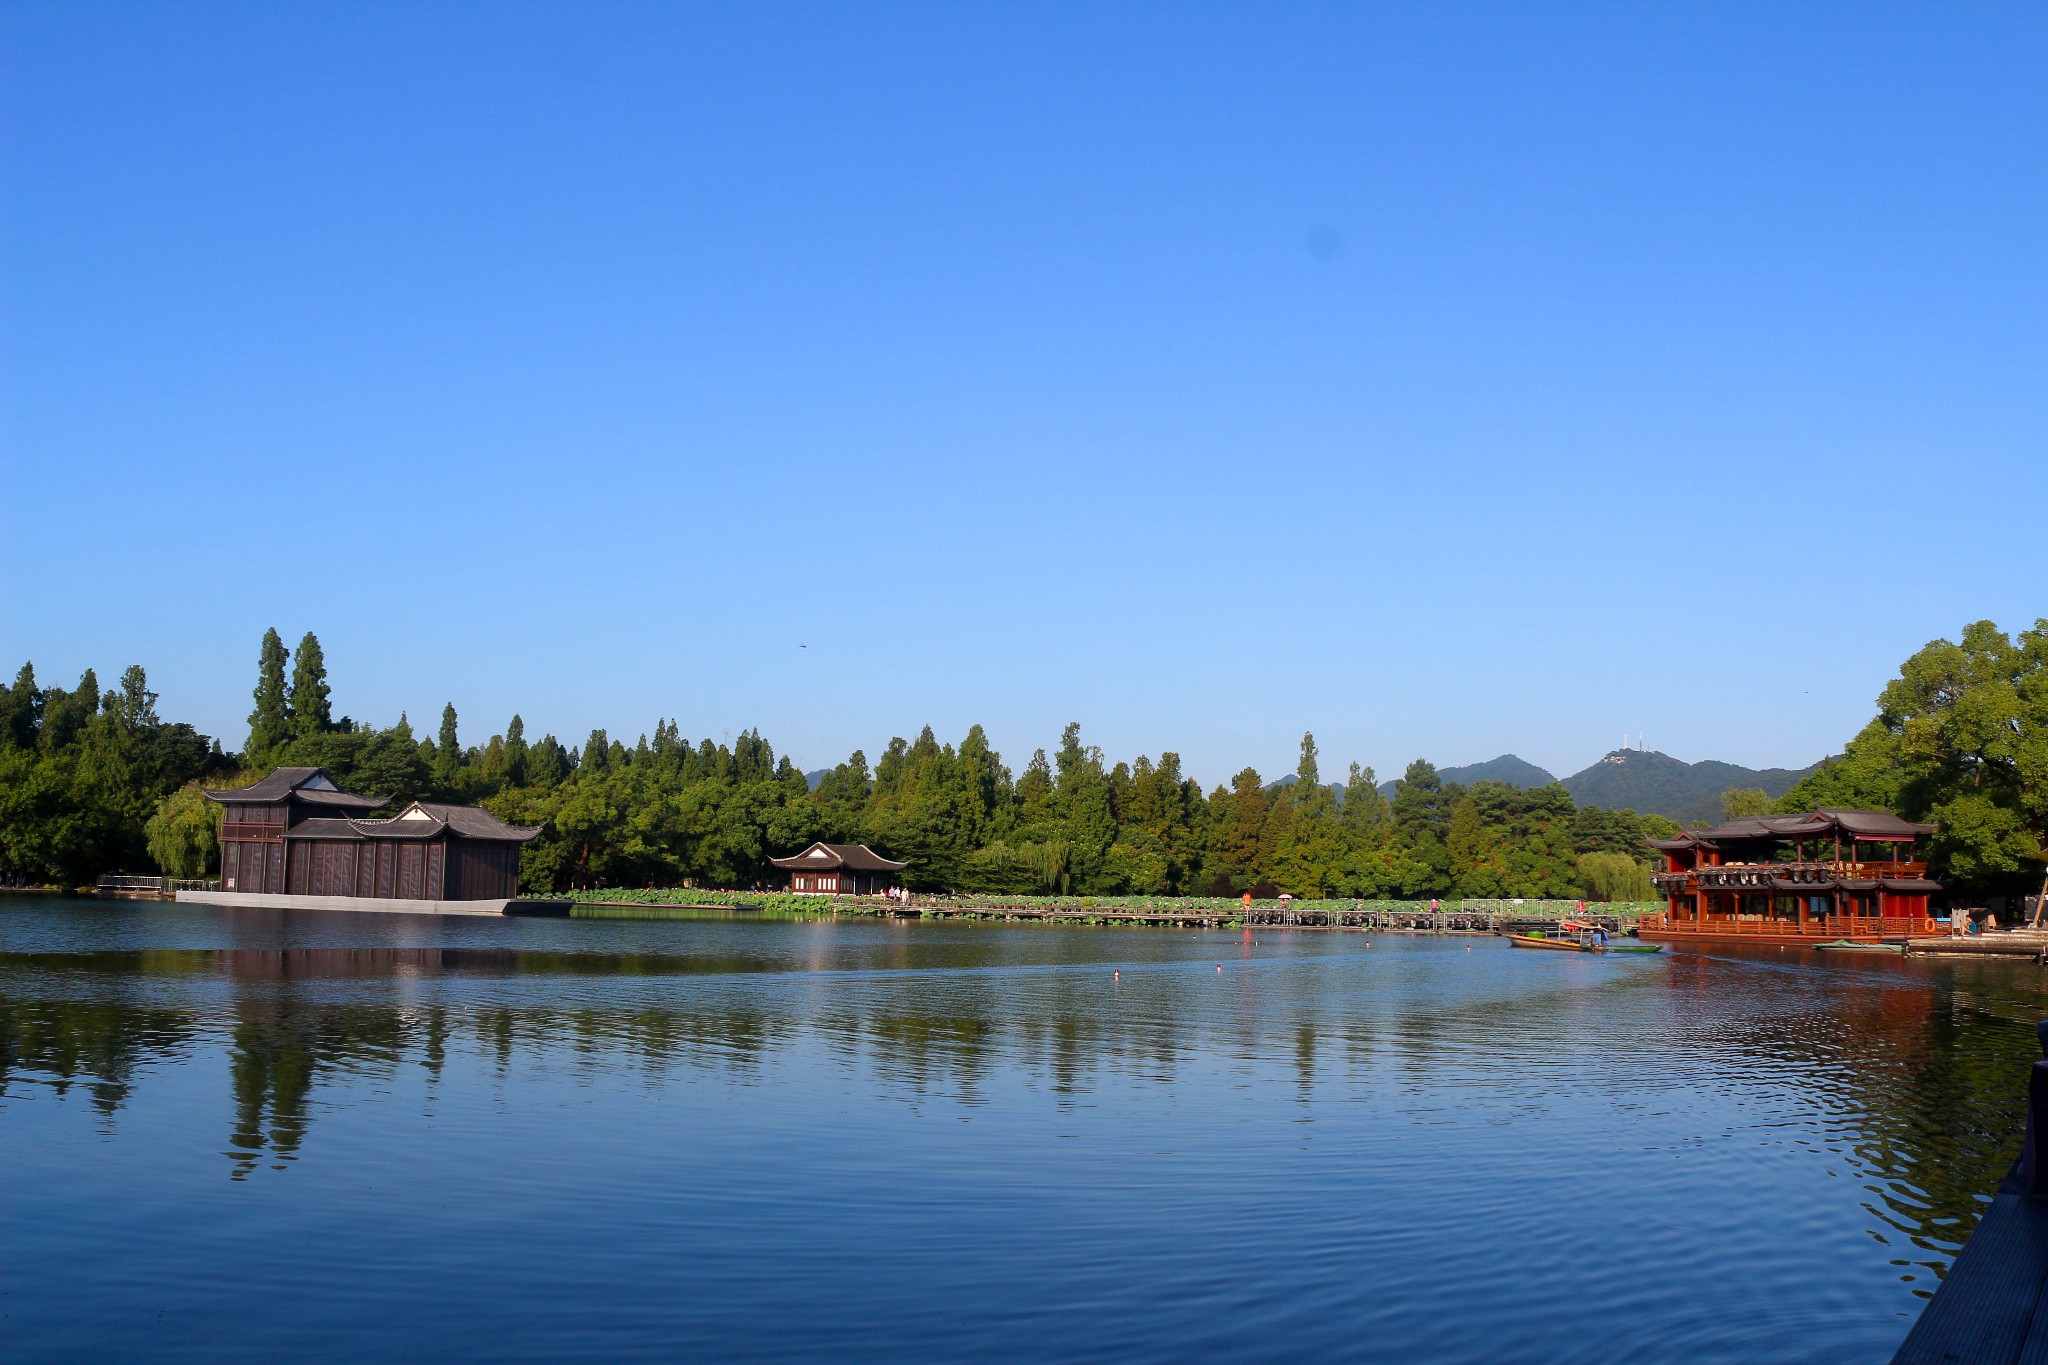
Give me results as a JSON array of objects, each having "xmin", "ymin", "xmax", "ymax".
[
  {"xmin": 205, "ymin": 767, "xmax": 541, "ymax": 902},
  {"xmin": 768, "ymin": 842, "xmax": 908, "ymax": 895},
  {"xmin": 1641, "ymin": 807, "xmax": 1941, "ymax": 946}
]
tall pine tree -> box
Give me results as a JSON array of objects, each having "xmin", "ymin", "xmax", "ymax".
[
  {"xmin": 436, "ymin": 704, "xmax": 461, "ymax": 783},
  {"xmin": 288, "ymin": 633, "xmax": 332, "ymax": 740},
  {"xmin": 503, "ymin": 715, "xmax": 529, "ymax": 787},
  {"xmin": 247, "ymin": 629, "xmax": 292, "ymax": 758}
]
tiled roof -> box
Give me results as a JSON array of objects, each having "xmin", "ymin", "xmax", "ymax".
[
  {"xmin": 202, "ymin": 767, "xmax": 382, "ymax": 809},
  {"xmin": 1648, "ymin": 807, "xmax": 1936, "ymax": 851},
  {"xmin": 767, "ymin": 841, "xmax": 908, "ymax": 872},
  {"xmin": 289, "ymin": 801, "xmax": 542, "ymax": 844}
]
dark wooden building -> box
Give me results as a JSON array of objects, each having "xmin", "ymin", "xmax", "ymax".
[
  {"xmin": 207, "ymin": 767, "xmax": 542, "ymax": 901},
  {"xmin": 768, "ymin": 842, "xmax": 908, "ymax": 895}
]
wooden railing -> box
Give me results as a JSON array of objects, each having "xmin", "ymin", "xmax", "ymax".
[
  {"xmin": 1655, "ymin": 861, "xmax": 1929, "ymax": 891},
  {"xmin": 1825, "ymin": 861, "xmax": 1928, "ymax": 880},
  {"xmin": 1639, "ymin": 912, "xmax": 1932, "ymax": 938},
  {"xmin": 93, "ymin": 875, "xmax": 219, "ymax": 894}
]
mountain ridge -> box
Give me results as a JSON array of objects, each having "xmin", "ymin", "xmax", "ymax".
[
  {"xmin": 1559, "ymin": 749, "xmax": 1825, "ymax": 824},
  {"xmin": 1365, "ymin": 749, "xmax": 1827, "ymax": 823}
]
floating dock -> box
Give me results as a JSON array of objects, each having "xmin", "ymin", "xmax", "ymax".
[
  {"xmin": 1905, "ymin": 931, "xmax": 2048, "ymax": 958},
  {"xmin": 1892, "ymin": 1166, "xmax": 2048, "ymax": 1364}
]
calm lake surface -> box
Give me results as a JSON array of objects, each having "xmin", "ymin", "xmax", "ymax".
[{"xmin": 4, "ymin": 898, "xmax": 2043, "ymax": 1363}]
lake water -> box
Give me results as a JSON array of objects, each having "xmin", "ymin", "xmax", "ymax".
[{"xmin": 3, "ymin": 897, "xmax": 2042, "ymax": 1363}]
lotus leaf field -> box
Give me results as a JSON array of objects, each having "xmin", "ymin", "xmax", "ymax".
[{"xmin": 561, "ymin": 887, "xmax": 1662, "ymax": 921}]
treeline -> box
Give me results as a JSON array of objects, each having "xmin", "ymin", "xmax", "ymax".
[
  {"xmin": 486, "ymin": 724, "xmax": 1675, "ymax": 900},
  {"xmin": 9, "ymin": 616, "xmax": 2037, "ymax": 899},
  {"xmin": 0, "ymin": 629, "xmax": 1675, "ymax": 899}
]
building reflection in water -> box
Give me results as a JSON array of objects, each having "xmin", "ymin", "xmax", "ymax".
[{"xmin": 1, "ymin": 942, "xmax": 2043, "ymax": 1251}]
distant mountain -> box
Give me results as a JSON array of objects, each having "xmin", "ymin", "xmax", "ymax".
[
  {"xmin": 818, "ymin": 750, "xmax": 1814, "ymax": 820},
  {"xmin": 1375, "ymin": 754, "xmax": 1556, "ymax": 798},
  {"xmin": 1264, "ymin": 774, "xmax": 1343, "ymax": 798},
  {"xmin": 1559, "ymin": 749, "xmax": 1826, "ymax": 824}
]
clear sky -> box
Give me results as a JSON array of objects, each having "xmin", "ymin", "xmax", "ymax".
[{"xmin": 3, "ymin": 3, "xmax": 2043, "ymax": 787}]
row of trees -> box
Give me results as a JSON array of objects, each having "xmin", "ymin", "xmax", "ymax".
[
  {"xmin": 1, "ymin": 631, "xmax": 1678, "ymax": 898},
  {"xmin": 482, "ymin": 722, "xmax": 1678, "ymax": 899},
  {"xmin": 7, "ymin": 617, "xmax": 2039, "ymax": 900}
]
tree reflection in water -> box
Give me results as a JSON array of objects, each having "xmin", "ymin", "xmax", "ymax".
[{"xmin": 1, "ymin": 940, "xmax": 2044, "ymax": 1262}]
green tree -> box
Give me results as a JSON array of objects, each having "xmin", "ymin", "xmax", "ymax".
[
  {"xmin": 248, "ymin": 629, "xmax": 293, "ymax": 758},
  {"xmin": 0, "ymin": 657, "xmax": 220, "ymax": 884},
  {"xmin": 1777, "ymin": 719, "xmax": 1904, "ymax": 813},
  {"xmin": 146, "ymin": 782, "xmax": 221, "ymax": 878},
  {"xmin": 109, "ymin": 665, "xmax": 159, "ymax": 729},
  {"xmin": 1446, "ymin": 795, "xmax": 1494, "ymax": 895},
  {"xmin": 813, "ymin": 750, "xmax": 872, "ymax": 840},
  {"xmin": 435, "ymin": 704, "xmax": 462, "ymax": 785},
  {"xmin": 502, "ymin": 716, "xmax": 529, "ymax": 788},
  {"xmin": 1211, "ymin": 768, "xmax": 1268, "ymax": 887},
  {"xmin": 1578, "ymin": 850, "xmax": 1653, "ymax": 902},
  {"xmin": 288, "ymin": 633, "xmax": 332, "ymax": 740},
  {"xmin": 1391, "ymin": 760, "xmax": 1454, "ymax": 892},
  {"xmin": 1721, "ymin": 787, "xmax": 1773, "ymax": 819},
  {"xmin": 527, "ymin": 733, "xmax": 571, "ymax": 788},
  {"xmin": 0, "ymin": 663, "xmax": 41, "ymax": 748},
  {"xmin": 1053, "ymin": 723, "xmax": 1117, "ymax": 892},
  {"xmin": 1786, "ymin": 620, "xmax": 2048, "ymax": 895},
  {"xmin": 40, "ymin": 669, "xmax": 99, "ymax": 751}
]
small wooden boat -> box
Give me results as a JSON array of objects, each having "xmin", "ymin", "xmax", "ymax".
[
  {"xmin": 1814, "ymin": 940, "xmax": 1903, "ymax": 954},
  {"xmin": 1508, "ymin": 933, "xmax": 1597, "ymax": 952},
  {"xmin": 1603, "ymin": 943, "xmax": 1664, "ymax": 953}
]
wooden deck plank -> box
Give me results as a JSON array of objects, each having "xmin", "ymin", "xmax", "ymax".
[{"xmin": 1894, "ymin": 1172, "xmax": 2048, "ymax": 1365}]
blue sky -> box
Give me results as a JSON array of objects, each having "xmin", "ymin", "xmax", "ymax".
[{"xmin": 3, "ymin": 3, "xmax": 2043, "ymax": 786}]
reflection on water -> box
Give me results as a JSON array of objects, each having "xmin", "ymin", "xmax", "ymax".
[{"xmin": 2, "ymin": 899, "xmax": 2044, "ymax": 1364}]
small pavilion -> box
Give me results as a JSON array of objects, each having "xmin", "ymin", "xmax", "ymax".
[{"xmin": 769, "ymin": 842, "xmax": 908, "ymax": 895}]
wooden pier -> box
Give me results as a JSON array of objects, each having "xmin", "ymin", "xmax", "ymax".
[
  {"xmin": 1892, "ymin": 1024, "xmax": 2048, "ymax": 1364},
  {"xmin": 574, "ymin": 896, "xmax": 1640, "ymax": 936},
  {"xmin": 1905, "ymin": 930, "xmax": 2048, "ymax": 959},
  {"xmin": 866, "ymin": 902, "xmax": 1630, "ymax": 935}
]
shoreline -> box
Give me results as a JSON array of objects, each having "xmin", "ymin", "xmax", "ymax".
[{"xmin": 571, "ymin": 898, "xmax": 1638, "ymax": 935}]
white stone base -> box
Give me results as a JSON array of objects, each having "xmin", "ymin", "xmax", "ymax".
[{"xmin": 174, "ymin": 890, "xmax": 566, "ymax": 918}]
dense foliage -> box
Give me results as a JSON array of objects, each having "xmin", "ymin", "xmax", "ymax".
[
  {"xmin": 0, "ymin": 664, "xmax": 228, "ymax": 884},
  {"xmin": 1778, "ymin": 618, "xmax": 2048, "ymax": 897},
  {"xmin": 3, "ymin": 632, "xmax": 1683, "ymax": 898},
  {"xmin": 8, "ymin": 622, "xmax": 2040, "ymax": 902}
]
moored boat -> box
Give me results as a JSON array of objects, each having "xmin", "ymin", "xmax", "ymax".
[{"xmin": 1508, "ymin": 933, "xmax": 1595, "ymax": 952}]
